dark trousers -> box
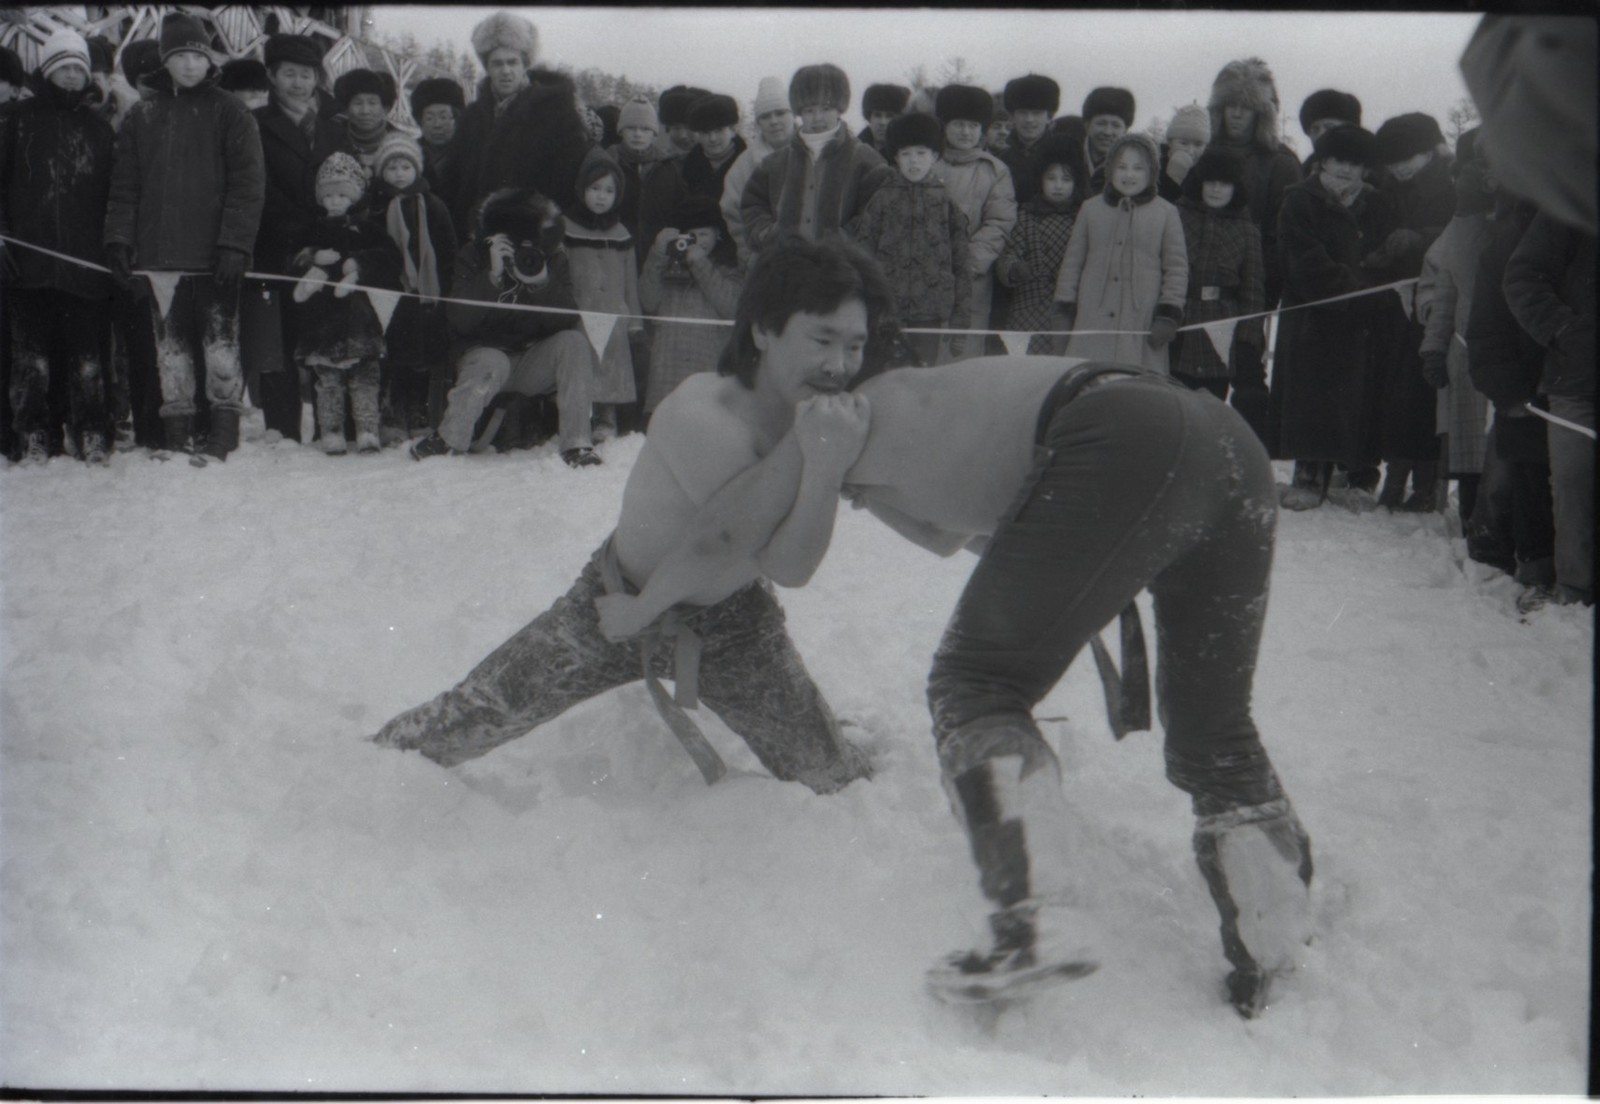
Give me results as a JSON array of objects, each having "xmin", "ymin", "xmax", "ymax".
[
  {"xmin": 928, "ymin": 375, "xmax": 1286, "ymax": 818},
  {"xmin": 6, "ymin": 288, "xmax": 110, "ymax": 446},
  {"xmin": 239, "ymin": 278, "xmax": 304, "ymax": 441}
]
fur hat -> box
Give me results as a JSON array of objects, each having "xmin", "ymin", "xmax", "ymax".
[
  {"xmin": 374, "ymin": 132, "xmax": 424, "ymax": 176},
  {"xmin": 410, "ymin": 76, "xmax": 464, "ymax": 118},
  {"xmin": 1207, "ymin": 57, "xmax": 1282, "ymax": 151},
  {"xmin": 476, "ymin": 188, "xmax": 562, "ymax": 250},
  {"xmin": 884, "ymin": 111, "xmax": 944, "ymax": 158},
  {"xmin": 37, "ymin": 28, "xmax": 91, "ymax": 82},
  {"xmin": 618, "ymin": 95, "xmax": 658, "ymax": 132},
  {"xmin": 936, "ymin": 84, "xmax": 994, "ymax": 127},
  {"xmin": 1082, "ymin": 86, "xmax": 1135, "ymax": 127},
  {"xmin": 219, "ymin": 58, "xmax": 271, "ymax": 93},
  {"xmin": 753, "ymin": 76, "xmax": 788, "ymax": 119},
  {"xmin": 688, "ymin": 93, "xmax": 739, "ymax": 132},
  {"xmin": 862, "ymin": 82, "xmax": 911, "ymax": 116},
  {"xmin": 1166, "ymin": 103, "xmax": 1211, "ymax": 144},
  {"xmin": 86, "ymin": 35, "xmax": 114, "ymax": 75},
  {"xmin": 1299, "ymin": 88, "xmax": 1361, "ymax": 134},
  {"xmin": 118, "ymin": 39, "xmax": 161, "ymax": 85},
  {"xmin": 0, "ymin": 45, "xmax": 26, "ymax": 88},
  {"xmin": 788, "ymin": 64, "xmax": 850, "ymax": 114},
  {"xmin": 334, "ymin": 68, "xmax": 392, "ymax": 109},
  {"xmin": 470, "ymin": 11, "xmax": 538, "ymax": 66},
  {"xmin": 263, "ymin": 33, "xmax": 325, "ymax": 74},
  {"xmin": 1313, "ymin": 124, "xmax": 1379, "ymax": 169},
  {"xmin": 315, "ymin": 151, "xmax": 367, "ymax": 204},
  {"xmin": 673, "ymin": 194, "xmax": 726, "ymax": 234},
  {"xmin": 1374, "ymin": 112, "xmax": 1445, "ymax": 165},
  {"xmin": 1102, "ymin": 132, "xmax": 1160, "ymax": 195},
  {"xmin": 657, "ymin": 85, "xmax": 708, "ymax": 127},
  {"xmin": 1004, "ymin": 73, "xmax": 1060, "ymax": 115},
  {"xmin": 158, "ymin": 13, "xmax": 212, "ymax": 62},
  {"xmin": 1182, "ymin": 146, "xmax": 1250, "ymax": 209},
  {"xmin": 595, "ymin": 103, "xmax": 620, "ymax": 145},
  {"xmin": 1032, "ymin": 131, "xmax": 1089, "ymax": 194}
]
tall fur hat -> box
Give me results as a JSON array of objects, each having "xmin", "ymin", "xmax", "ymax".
[
  {"xmin": 470, "ymin": 11, "xmax": 538, "ymax": 66},
  {"xmin": 410, "ymin": 76, "xmax": 465, "ymax": 117},
  {"xmin": 688, "ymin": 92, "xmax": 739, "ymax": 132},
  {"xmin": 1032, "ymin": 131, "xmax": 1089, "ymax": 193},
  {"xmin": 1004, "ymin": 73, "xmax": 1060, "ymax": 115},
  {"xmin": 936, "ymin": 84, "xmax": 994, "ymax": 127},
  {"xmin": 219, "ymin": 57, "xmax": 271, "ymax": 93},
  {"xmin": 788, "ymin": 64, "xmax": 850, "ymax": 114},
  {"xmin": 1313, "ymin": 124, "xmax": 1379, "ymax": 169},
  {"xmin": 263, "ymin": 33, "xmax": 325, "ymax": 74},
  {"xmin": 884, "ymin": 111, "xmax": 944, "ymax": 158},
  {"xmin": 1082, "ymin": 86, "xmax": 1135, "ymax": 127},
  {"xmin": 334, "ymin": 68, "xmax": 392, "ymax": 108},
  {"xmin": 658, "ymin": 85, "xmax": 709, "ymax": 127},
  {"xmin": 1207, "ymin": 57, "xmax": 1282, "ymax": 151},
  {"xmin": 1299, "ymin": 88, "xmax": 1361, "ymax": 134},
  {"xmin": 118, "ymin": 39, "xmax": 161, "ymax": 85},
  {"xmin": 1181, "ymin": 146, "xmax": 1250, "ymax": 210},
  {"xmin": 475, "ymin": 187, "xmax": 563, "ymax": 249},
  {"xmin": 0, "ymin": 45, "xmax": 26, "ymax": 88},
  {"xmin": 862, "ymin": 82, "xmax": 911, "ymax": 116},
  {"xmin": 1374, "ymin": 112, "xmax": 1445, "ymax": 165}
]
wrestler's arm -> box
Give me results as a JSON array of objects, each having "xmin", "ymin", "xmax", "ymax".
[{"xmin": 843, "ymin": 487, "xmax": 973, "ymax": 557}]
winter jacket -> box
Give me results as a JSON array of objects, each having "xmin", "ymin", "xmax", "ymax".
[
  {"xmin": 1502, "ymin": 211, "xmax": 1596, "ymax": 403},
  {"xmin": 934, "ymin": 147, "xmax": 1017, "ymax": 331},
  {"xmin": 995, "ymin": 196, "xmax": 1077, "ymax": 335},
  {"xmin": 289, "ymin": 208, "xmax": 403, "ymax": 364},
  {"xmin": 638, "ymin": 136, "xmax": 746, "ymax": 256},
  {"xmin": 741, "ymin": 125, "xmax": 893, "ymax": 252},
  {"xmin": 1465, "ymin": 199, "xmax": 1545, "ymax": 413},
  {"xmin": 852, "ymin": 173, "xmax": 972, "ymax": 326},
  {"xmin": 103, "ymin": 67, "xmax": 265, "ymax": 270},
  {"xmin": 606, "ymin": 141, "xmax": 669, "ymax": 251},
  {"xmin": 443, "ymin": 70, "xmax": 593, "ymax": 235},
  {"xmin": 251, "ymin": 98, "xmax": 354, "ymax": 276},
  {"xmin": 563, "ymin": 214, "xmax": 641, "ymax": 404},
  {"xmin": 1054, "ymin": 182, "xmax": 1189, "ymax": 373},
  {"xmin": 638, "ymin": 241, "xmax": 742, "ymax": 413},
  {"xmin": 1210, "ymin": 135, "xmax": 1301, "ymax": 307},
  {"xmin": 1377, "ymin": 154, "xmax": 1457, "ymax": 278},
  {"xmin": 998, "ymin": 133, "xmax": 1053, "ymax": 205},
  {"xmin": 1416, "ymin": 210, "xmax": 1492, "ymax": 471},
  {"xmin": 0, "ymin": 76, "xmax": 116, "ymax": 300},
  {"xmin": 446, "ymin": 243, "xmax": 581, "ymax": 365},
  {"xmin": 1173, "ymin": 195, "xmax": 1265, "ymax": 379},
  {"xmin": 720, "ymin": 132, "xmax": 783, "ymax": 262},
  {"xmin": 370, "ymin": 177, "xmax": 457, "ymax": 371},
  {"xmin": 1272, "ymin": 175, "xmax": 1398, "ymax": 463}
]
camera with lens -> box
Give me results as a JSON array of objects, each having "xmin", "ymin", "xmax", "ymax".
[
  {"xmin": 483, "ymin": 235, "xmax": 549, "ymax": 283},
  {"xmin": 664, "ymin": 234, "xmax": 696, "ymax": 281}
]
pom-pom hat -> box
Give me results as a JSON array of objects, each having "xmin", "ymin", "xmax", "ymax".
[
  {"xmin": 315, "ymin": 151, "xmax": 368, "ymax": 203},
  {"xmin": 37, "ymin": 28, "xmax": 92, "ymax": 82}
]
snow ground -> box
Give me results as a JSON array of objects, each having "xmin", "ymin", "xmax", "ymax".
[{"xmin": 0, "ymin": 419, "xmax": 1591, "ymax": 1095}]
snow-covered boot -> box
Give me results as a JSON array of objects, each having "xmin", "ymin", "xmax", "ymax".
[
  {"xmin": 162, "ymin": 414, "xmax": 195, "ymax": 455},
  {"xmin": 81, "ymin": 430, "xmax": 109, "ymax": 466},
  {"xmin": 20, "ymin": 430, "xmax": 50, "ymax": 466},
  {"xmin": 1193, "ymin": 798, "xmax": 1313, "ymax": 1018},
  {"xmin": 1377, "ymin": 462, "xmax": 1411, "ymax": 510},
  {"xmin": 205, "ymin": 407, "xmax": 239, "ymax": 461}
]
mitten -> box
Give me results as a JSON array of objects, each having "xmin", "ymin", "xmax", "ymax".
[
  {"xmin": 1420, "ymin": 351, "xmax": 1449, "ymax": 389},
  {"xmin": 213, "ymin": 247, "xmax": 247, "ymax": 291},
  {"xmin": 294, "ymin": 266, "xmax": 327, "ymax": 303},
  {"xmin": 334, "ymin": 258, "xmax": 359, "ymax": 298},
  {"xmin": 1146, "ymin": 316, "xmax": 1179, "ymax": 349}
]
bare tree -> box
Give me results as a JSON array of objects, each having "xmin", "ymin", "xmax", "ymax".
[{"xmin": 937, "ymin": 55, "xmax": 980, "ymax": 88}]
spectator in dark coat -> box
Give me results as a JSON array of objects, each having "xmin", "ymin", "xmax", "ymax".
[
  {"xmin": 410, "ymin": 77, "xmax": 465, "ymax": 202},
  {"xmin": 653, "ymin": 85, "xmax": 706, "ymax": 160},
  {"xmin": 334, "ymin": 68, "xmax": 402, "ymax": 176},
  {"xmin": 857, "ymin": 82, "xmax": 910, "ymax": 156},
  {"xmin": 1297, "ymin": 89, "xmax": 1362, "ymax": 176},
  {"xmin": 998, "ymin": 74, "xmax": 1060, "ymax": 205},
  {"xmin": 639, "ymin": 93, "xmax": 746, "ymax": 258}
]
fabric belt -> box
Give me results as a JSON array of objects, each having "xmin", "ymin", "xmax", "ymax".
[
  {"xmin": 1032, "ymin": 362, "xmax": 1156, "ymax": 740},
  {"xmin": 597, "ymin": 535, "xmax": 727, "ymax": 783}
]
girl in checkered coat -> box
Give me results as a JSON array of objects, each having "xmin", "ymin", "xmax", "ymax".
[{"xmin": 994, "ymin": 133, "xmax": 1087, "ymax": 354}]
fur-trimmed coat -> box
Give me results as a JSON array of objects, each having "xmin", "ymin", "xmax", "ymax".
[
  {"xmin": 741, "ymin": 125, "xmax": 892, "ymax": 252},
  {"xmin": 563, "ymin": 214, "xmax": 640, "ymax": 404},
  {"xmin": 852, "ymin": 173, "xmax": 972, "ymax": 326}
]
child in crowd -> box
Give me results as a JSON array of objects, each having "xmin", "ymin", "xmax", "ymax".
[
  {"xmin": 1172, "ymin": 147, "xmax": 1265, "ymax": 398},
  {"xmin": 335, "ymin": 68, "xmax": 400, "ymax": 176},
  {"xmin": 369, "ymin": 132, "xmax": 457, "ymax": 441},
  {"xmin": 607, "ymin": 95, "xmax": 667, "ymax": 251},
  {"xmin": 0, "ymin": 28, "xmax": 116, "ymax": 464},
  {"xmin": 931, "ymin": 84, "xmax": 1017, "ymax": 361},
  {"xmin": 290, "ymin": 151, "xmax": 402, "ymax": 455},
  {"xmin": 853, "ymin": 112, "xmax": 972, "ymax": 367},
  {"xmin": 638, "ymin": 196, "xmax": 742, "ymax": 425},
  {"xmin": 563, "ymin": 148, "xmax": 642, "ymax": 439},
  {"xmin": 994, "ymin": 132, "xmax": 1086, "ymax": 354},
  {"xmin": 1159, "ymin": 103, "xmax": 1210, "ymax": 202},
  {"xmin": 1052, "ymin": 132, "xmax": 1187, "ymax": 372},
  {"xmin": 102, "ymin": 12, "xmax": 264, "ymax": 462}
]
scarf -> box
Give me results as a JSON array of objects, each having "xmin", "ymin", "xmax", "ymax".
[
  {"xmin": 941, "ymin": 145, "xmax": 984, "ymax": 166},
  {"xmin": 385, "ymin": 191, "xmax": 441, "ymax": 302},
  {"xmin": 347, "ymin": 119, "xmax": 387, "ymax": 161}
]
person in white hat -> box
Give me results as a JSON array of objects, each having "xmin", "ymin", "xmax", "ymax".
[{"xmin": 720, "ymin": 76, "xmax": 795, "ymax": 263}]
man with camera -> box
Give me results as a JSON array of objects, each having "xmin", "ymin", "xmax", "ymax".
[{"xmin": 410, "ymin": 187, "xmax": 602, "ymax": 467}]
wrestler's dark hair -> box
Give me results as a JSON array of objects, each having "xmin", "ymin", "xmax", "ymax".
[{"xmin": 717, "ymin": 235, "xmax": 901, "ymax": 389}]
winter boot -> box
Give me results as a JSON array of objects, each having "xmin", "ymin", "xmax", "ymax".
[
  {"xmin": 1377, "ymin": 462, "xmax": 1411, "ymax": 510},
  {"xmin": 1279, "ymin": 461, "xmax": 1328, "ymax": 512},
  {"xmin": 80, "ymin": 430, "xmax": 109, "ymax": 466},
  {"xmin": 1193, "ymin": 798, "xmax": 1313, "ymax": 1019},
  {"xmin": 162, "ymin": 414, "xmax": 196, "ymax": 455},
  {"xmin": 409, "ymin": 432, "xmax": 456, "ymax": 460},
  {"xmin": 19, "ymin": 430, "xmax": 50, "ymax": 466},
  {"xmin": 1398, "ymin": 460, "xmax": 1438, "ymax": 512},
  {"xmin": 562, "ymin": 446, "xmax": 603, "ymax": 468},
  {"xmin": 355, "ymin": 430, "xmax": 382, "ymax": 454},
  {"xmin": 205, "ymin": 407, "xmax": 240, "ymax": 462}
]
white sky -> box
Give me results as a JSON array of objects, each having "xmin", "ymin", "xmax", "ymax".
[{"xmin": 371, "ymin": 6, "xmax": 1484, "ymax": 154}]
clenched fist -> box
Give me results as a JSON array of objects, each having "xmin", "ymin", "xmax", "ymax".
[{"xmin": 793, "ymin": 391, "xmax": 871, "ymax": 474}]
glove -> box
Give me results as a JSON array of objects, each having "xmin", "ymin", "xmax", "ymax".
[
  {"xmin": 293, "ymin": 267, "xmax": 327, "ymax": 303},
  {"xmin": 1146, "ymin": 316, "xmax": 1179, "ymax": 350},
  {"xmin": 1384, "ymin": 228, "xmax": 1424, "ymax": 261},
  {"xmin": 105, "ymin": 242, "xmax": 134, "ymax": 288},
  {"xmin": 1420, "ymin": 350, "xmax": 1449, "ymax": 389},
  {"xmin": 213, "ymin": 248, "xmax": 247, "ymax": 291},
  {"xmin": 333, "ymin": 258, "xmax": 359, "ymax": 298},
  {"xmin": 1002, "ymin": 258, "xmax": 1033, "ymax": 286}
]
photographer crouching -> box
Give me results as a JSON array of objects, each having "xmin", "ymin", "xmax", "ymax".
[{"xmin": 411, "ymin": 188, "xmax": 603, "ymax": 467}]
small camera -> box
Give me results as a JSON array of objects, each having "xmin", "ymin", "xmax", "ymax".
[
  {"xmin": 665, "ymin": 234, "xmax": 696, "ymax": 281},
  {"xmin": 671, "ymin": 235, "xmax": 694, "ymax": 255}
]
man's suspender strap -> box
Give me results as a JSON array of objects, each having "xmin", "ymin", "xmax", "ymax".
[
  {"xmin": 1034, "ymin": 363, "xmax": 1155, "ymax": 740},
  {"xmin": 597, "ymin": 536, "xmax": 727, "ymax": 784}
]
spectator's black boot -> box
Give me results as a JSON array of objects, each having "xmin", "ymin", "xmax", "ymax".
[
  {"xmin": 205, "ymin": 408, "xmax": 240, "ymax": 461},
  {"xmin": 162, "ymin": 414, "xmax": 195, "ymax": 455}
]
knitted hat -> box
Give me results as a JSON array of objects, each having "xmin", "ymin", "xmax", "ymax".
[
  {"xmin": 263, "ymin": 33, "xmax": 325, "ymax": 74},
  {"xmin": 410, "ymin": 76, "xmax": 465, "ymax": 117},
  {"xmin": 884, "ymin": 111, "xmax": 944, "ymax": 158},
  {"xmin": 673, "ymin": 194, "xmax": 725, "ymax": 234},
  {"xmin": 118, "ymin": 39, "xmax": 161, "ymax": 85},
  {"xmin": 1207, "ymin": 57, "xmax": 1282, "ymax": 151},
  {"xmin": 1082, "ymin": 86, "xmax": 1135, "ymax": 127},
  {"xmin": 753, "ymin": 76, "xmax": 788, "ymax": 118},
  {"xmin": 373, "ymin": 131, "xmax": 424, "ymax": 176},
  {"xmin": 936, "ymin": 84, "xmax": 994, "ymax": 127},
  {"xmin": 788, "ymin": 64, "xmax": 850, "ymax": 113},
  {"xmin": 37, "ymin": 28, "xmax": 91, "ymax": 82},
  {"xmin": 1004, "ymin": 73, "xmax": 1060, "ymax": 115},
  {"xmin": 219, "ymin": 58, "xmax": 271, "ymax": 94},
  {"xmin": 618, "ymin": 95, "xmax": 658, "ymax": 132},
  {"xmin": 315, "ymin": 151, "xmax": 367, "ymax": 203},
  {"xmin": 86, "ymin": 36, "xmax": 114, "ymax": 75},
  {"xmin": 334, "ymin": 68, "xmax": 391, "ymax": 109},
  {"xmin": 1182, "ymin": 146, "xmax": 1249, "ymax": 209},
  {"xmin": 688, "ymin": 92, "xmax": 739, "ymax": 132},
  {"xmin": 1298, "ymin": 88, "xmax": 1361, "ymax": 134},
  {"xmin": 576, "ymin": 145, "xmax": 624, "ymax": 197},
  {"xmin": 158, "ymin": 13, "xmax": 212, "ymax": 62},
  {"xmin": 1374, "ymin": 112, "xmax": 1445, "ymax": 165},
  {"xmin": 862, "ymin": 82, "xmax": 911, "ymax": 116},
  {"xmin": 1032, "ymin": 131, "xmax": 1089, "ymax": 193},
  {"xmin": 1166, "ymin": 103, "xmax": 1211, "ymax": 144},
  {"xmin": 0, "ymin": 45, "xmax": 25, "ymax": 88},
  {"xmin": 657, "ymin": 85, "xmax": 708, "ymax": 127},
  {"xmin": 1313, "ymin": 124, "xmax": 1379, "ymax": 169},
  {"xmin": 470, "ymin": 11, "xmax": 538, "ymax": 66}
]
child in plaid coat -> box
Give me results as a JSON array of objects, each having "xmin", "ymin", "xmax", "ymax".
[{"xmin": 994, "ymin": 133, "xmax": 1087, "ymax": 354}]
